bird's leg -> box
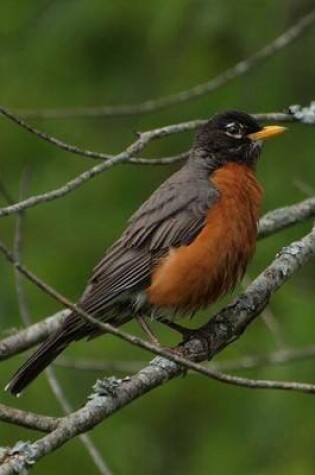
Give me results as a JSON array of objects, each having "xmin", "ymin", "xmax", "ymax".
[
  {"xmin": 158, "ymin": 317, "xmax": 193, "ymax": 339},
  {"xmin": 136, "ymin": 315, "xmax": 161, "ymax": 347},
  {"xmin": 159, "ymin": 317, "xmax": 210, "ymax": 345}
]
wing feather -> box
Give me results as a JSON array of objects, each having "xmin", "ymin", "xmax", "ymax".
[{"xmin": 73, "ymin": 166, "xmax": 219, "ymax": 326}]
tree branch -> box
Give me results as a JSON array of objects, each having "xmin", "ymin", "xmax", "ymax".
[
  {"xmin": 5, "ymin": 8, "xmax": 315, "ymax": 120},
  {"xmin": 0, "ymin": 311, "xmax": 68, "ymax": 361},
  {"xmin": 258, "ymin": 196, "xmax": 315, "ymax": 238},
  {"xmin": 0, "ymin": 404, "xmax": 59, "ymax": 433}
]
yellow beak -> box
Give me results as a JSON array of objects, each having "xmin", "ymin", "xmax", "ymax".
[{"xmin": 248, "ymin": 125, "xmax": 287, "ymax": 141}]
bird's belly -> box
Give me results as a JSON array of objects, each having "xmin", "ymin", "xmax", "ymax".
[
  {"xmin": 146, "ymin": 225, "xmax": 253, "ymax": 313},
  {"xmin": 146, "ymin": 163, "xmax": 262, "ymax": 314}
]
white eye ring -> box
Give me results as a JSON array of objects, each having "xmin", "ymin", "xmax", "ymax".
[{"xmin": 225, "ymin": 122, "xmax": 243, "ymax": 138}]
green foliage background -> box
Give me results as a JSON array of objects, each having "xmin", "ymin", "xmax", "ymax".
[{"xmin": 0, "ymin": 1, "xmax": 314, "ymax": 473}]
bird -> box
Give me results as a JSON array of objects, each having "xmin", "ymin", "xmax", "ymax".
[{"xmin": 6, "ymin": 110, "xmax": 286, "ymax": 396}]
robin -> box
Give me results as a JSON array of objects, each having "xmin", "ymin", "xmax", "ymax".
[{"xmin": 6, "ymin": 111, "xmax": 286, "ymax": 395}]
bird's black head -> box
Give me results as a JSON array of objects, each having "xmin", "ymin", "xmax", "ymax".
[{"xmin": 192, "ymin": 110, "xmax": 286, "ymax": 169}]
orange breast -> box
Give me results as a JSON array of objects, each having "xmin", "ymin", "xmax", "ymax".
[{"xmin": 147, "ymin": 163, "xmax": 263, "ymax": 313}]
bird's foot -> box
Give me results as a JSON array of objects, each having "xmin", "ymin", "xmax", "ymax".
[
  {"xmin": 158, "ymin": 317, "xmax": 209, "ymax": 343},
  {"xmin": 181, "ymin": 327, "xmax": 210, "ymax": 343},
  {"xmin": 158, "ymin": 317, "xmax": 194, "ymax": 339}
]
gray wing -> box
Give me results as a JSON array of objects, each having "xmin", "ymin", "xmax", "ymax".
[{"xmin": 80, "ymin": 167, "xmax": 219, "ymax": 316}]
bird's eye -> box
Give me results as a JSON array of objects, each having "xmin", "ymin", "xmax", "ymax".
[{"xmin": 225, "ymin": 123, "xmax": 243, "ymax": 138}]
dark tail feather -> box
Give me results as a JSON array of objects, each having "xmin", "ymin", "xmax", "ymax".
[{"xmin": 5, "ymin": 331, "xmax": 70, "ymax": 396}]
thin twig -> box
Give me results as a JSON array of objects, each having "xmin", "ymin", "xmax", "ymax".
[
  {"xmin": 213, "ymin": 346, "xmax": 315, "ymax": 372},
  {"xmin": 0, "ymin": 310, "xmax": 69, "ymax": 361},
  {"xmin": 0, "ymin": 404, "xmax": 59, "ymax": 433},
  {"xmin": 5, "ymin": 9, "xmax": 315, "ymax": 120},
  {"xmin": 55, "ymin": 343, "xmax": 315, "ymax": 374},
  {"xmin": 259, "ymin": 305, "xmax": 287, "ymax": 348},
  {"xmin": 128, "ymin": 151, "xmax": 189, "ymax": 165},
  {"xmin": 258, "ymin": 196, "xmax": 315, "ymax": 238},
  {"xmin": 13, "ymin": 168, "xmax": 32, "ymax": 325},
  {"xmin": 242, "ymin": 274, "xmax": 286, "ymax": 349},
  {"xmin": 56, "ymin": 357, "xmax": 145, "ymax": 373},
  {"xmin": 294, "ymin": 179, "xmax": 315, "ymax": 197}
]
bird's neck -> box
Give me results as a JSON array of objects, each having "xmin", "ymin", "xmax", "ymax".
[{"xmin": 187, "ymin": 146, "xmax": 257, "ymax": 176}]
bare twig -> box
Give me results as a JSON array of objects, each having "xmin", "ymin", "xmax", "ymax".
[
  {"xmin": 5, "ymin": 9, "xmax": 315, "ymax": 120},
  {"xmin": 186, "ymin": 371, "xmax": 315, "ymax": 394},
  {"xmin": 258, "ymin": 196, "xmax": 315, "ymax": 238},
  {"xmin": 0, "ymin": 310, "xmax": 69, "ymax": 361},
  {"xmin": 13, "ymin": 169, "xmax": 32, "ymax": 325},
  {"xmin": 56, "ymin": 357, "xmax": 145, "ymax": 373},
  {"xmin": 129, "ymin": 151, "xmax": 189, "ymax": 165},
  {"xmin": 294, "ymin": 179, "xmax": 315, "ymax": 197},
  {"xmin": 213, "ymin": 345, "xmax": 315, "ymax": 372},
  {"xmin": 259, "ymin": 305, "xmax": 286, "ymax": 348},
  {"xmin": 242, "ymin": 274, "xmax": 286, "ymax": 349},
  {"xmin": 55, "ymin": 343, "xmax": 315, "ymax": 374},
  {"xmin": 0, "ymin": 404, "xmax": 59, "ymax": 433}
]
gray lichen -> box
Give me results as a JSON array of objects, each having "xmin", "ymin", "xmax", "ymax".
[
  {"xmin": 89, "ymin": 376, "xmax": 131, "ymax": 400},
  {"xmin": 289, "ymin": 102, "xmax": 315, "ymax": 124},
  {"xmin": 0, "ymin": 441, "xmax": 36, "ymax": 474}
]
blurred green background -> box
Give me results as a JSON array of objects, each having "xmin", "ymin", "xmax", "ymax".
[{"xmin": 0, "ymin": 1, "xmax": 315, "ymax": 474}]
